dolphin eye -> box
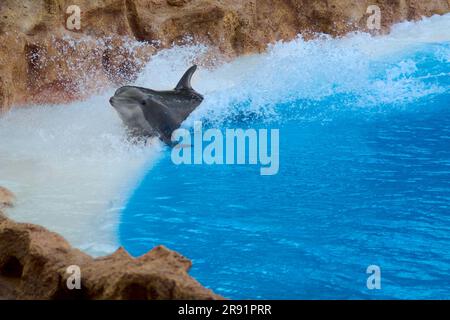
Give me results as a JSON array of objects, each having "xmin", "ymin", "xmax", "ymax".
[{"xmin": 141, "ymin": 99, "xmax": 147, "ymax": 106}]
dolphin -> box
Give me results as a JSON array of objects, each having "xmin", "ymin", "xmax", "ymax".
[{"xmin": 109, "ymin": 65, "xmax": 203, "ymax": 145}]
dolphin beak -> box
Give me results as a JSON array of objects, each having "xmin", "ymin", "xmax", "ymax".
[{"xmin": 109, "ymin": 97, "xmax": 115, "ymax": 105}]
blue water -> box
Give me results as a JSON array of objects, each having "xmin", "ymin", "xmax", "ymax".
[{"xmin": 120, "ymin": 33, "xmax": 450, "ymax": 299}]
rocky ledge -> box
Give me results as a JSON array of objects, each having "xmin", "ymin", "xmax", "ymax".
[
  {"xmin": 0, "ymin": 0, "xmax": 449, "ymax": 111},
  {"xmin": 0, "ymin": 189, "xmax": 221, "ymax": 300}
]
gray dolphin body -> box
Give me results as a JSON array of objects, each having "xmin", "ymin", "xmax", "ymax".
[{"xmin": 109, "ymin": 65, "xmax": 203, "ymax": 145}]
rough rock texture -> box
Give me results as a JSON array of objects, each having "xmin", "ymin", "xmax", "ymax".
[
  {"xmin": 0, "ymin": 0, "xmax": 449, "ymax": 111},
  {"xmin": 0, "ymin": 187, "xmax": 221, "ymax": 300},
  {"xmin": 0, "ymin": 210, "xmax": 222, "ymax": 300},
  {"xmin": 0, "ymin": 187, "xmax": 16, "ymax": 209}
]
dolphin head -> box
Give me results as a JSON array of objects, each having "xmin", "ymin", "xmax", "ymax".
[
  {"xmin": 110, "ymin": 87, "xmax": 146, "ymax": 110},
  {"xmin": 109, "ymin": 87, "xmax": 154, "ymax": 135}
]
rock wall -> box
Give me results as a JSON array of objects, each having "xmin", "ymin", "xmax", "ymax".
[
  {"xmin": 0, "ymin": 0, "xmax": 449, "ymax": 111},
  {"xmin": 0, "ymin": 208, "xmax": 222, "ymax": 300}
]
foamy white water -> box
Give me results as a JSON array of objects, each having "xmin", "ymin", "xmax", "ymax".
[
  {"xmin": 0, "ymin": 14, "xmax": 448, "ymax": 256},
  {"xmin": 0, "ymin": 94, "xmax": 163, "ymax": 256}
]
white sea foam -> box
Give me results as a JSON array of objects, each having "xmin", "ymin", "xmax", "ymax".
[
  {"xmin": 0, "ymin": 94, "xmax": 163, "ymax": 256},
  {"xmin": 0, "ymin": 14, "xmax": 448, "ymax": 256}
]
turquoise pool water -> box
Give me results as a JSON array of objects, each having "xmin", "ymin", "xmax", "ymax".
[{"xmin": 120, "ymin": 18, "xmax": 450, "ymax": 299}]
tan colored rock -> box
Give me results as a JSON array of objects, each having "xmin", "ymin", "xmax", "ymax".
[
  {"xmin": 0, "ymin": 211, "xmax": 6, "ymax": 223},
  {"xmin": 0, "ymin": 213, "xmax": 222, "ymax": 300},
  {"xmin": 0, "ymin": 0, "xmax": 448, "ymax": 110},
  {"xmin": 0, "ymin": 187, "xmax": 15, "ymax": 209},
  {"xmin": 0, "ymin": 0, "xmax": 154, "ymax": 112}
]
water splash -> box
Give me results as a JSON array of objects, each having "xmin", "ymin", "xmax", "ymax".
[
  {"xmin": 0, "ymin": 14, "xmax": 449, "ymax": 256},
  {"xmin": 120, "ymin": 14, "xmax": 450, "ymax": 299},
  {"xmin": 0, "ymin": 94, "xmax": 162, "ymax": 256}
]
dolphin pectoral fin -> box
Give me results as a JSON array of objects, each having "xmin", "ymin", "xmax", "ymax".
[{"xmin": 175, "ymin": 65, "xmax": 197, "ymax": 91}]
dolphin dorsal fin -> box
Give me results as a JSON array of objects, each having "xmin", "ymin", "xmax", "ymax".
[{"xmin": 175, "ymin": 65, "xmax": 197, "ymax": 91}]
